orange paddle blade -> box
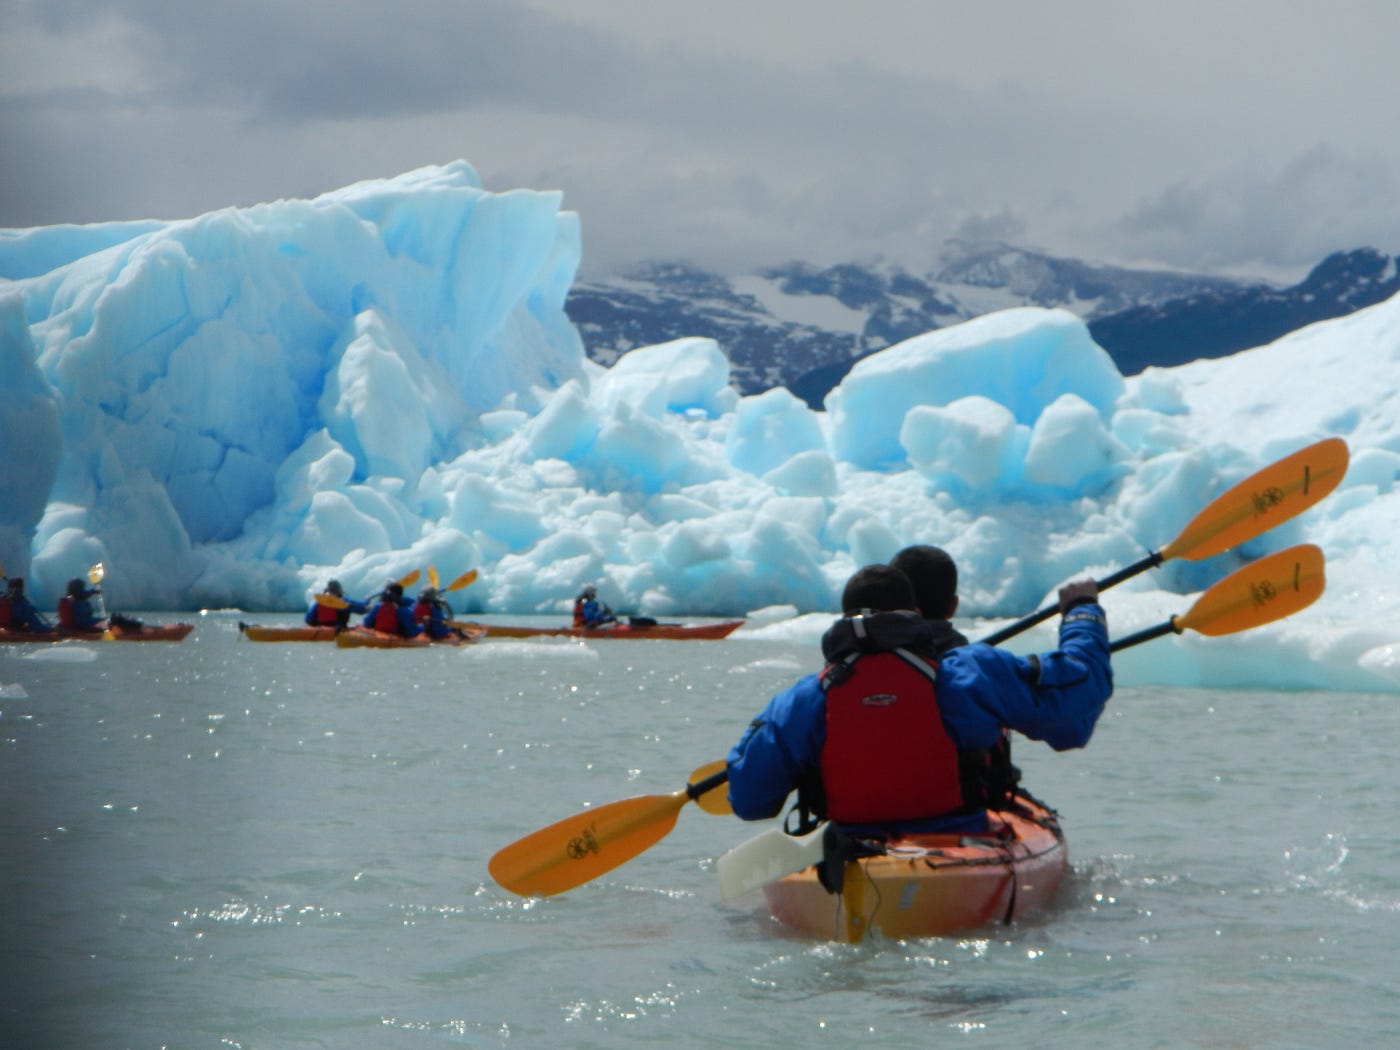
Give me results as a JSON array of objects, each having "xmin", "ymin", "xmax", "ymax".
[
  {"xmin": 489, "ymin": 790, "xmax": 689, "ymax": 897},
  {"xmin": 1177, "ymin": 544, "xmax": 1325, "ymax": 637},
  {"xmin": 446, "ymin": 569, "xmax": 478, "ymax": 592},
  {"xmin": 1162, "ymin": 438, "xmax": 1348, "ymax": 563},
  {"xmin": 689, "ymin": 760, "xmax": 731, "ymax": 816}
]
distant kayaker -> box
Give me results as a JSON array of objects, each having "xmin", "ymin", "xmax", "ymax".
[
  {"xmin": 0, "ymin": 578, "xmax": 52, "ymax": 634},
  {"xmin": 57, "ymin": 577, "xmax": 107, "ymax": 633},
  {"xmin": 363, "ymin": 581, "xmax": 421, "ymax": 638},
  {"xmin": 726, "ymin": 559, "xmax": 1112, "ymax": 838},
  {"xmin": 56, "ymin": 574, "xmax": 144, "ymax": 635},
  {"xmin": 412, "ymin": 586, "xmax": 457, "ymax": 641},
  {"xmin": 305, "ymin": 580, "xmax": 366, "ymax": 629},
  {"xmin": 572, "ymin": 585, "xmax": 616, "ymax": 629}
]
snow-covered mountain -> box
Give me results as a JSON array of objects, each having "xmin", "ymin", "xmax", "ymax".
[{"xmin": 567, "ymin": 243, "xmax": 1400, "ymax": 406}]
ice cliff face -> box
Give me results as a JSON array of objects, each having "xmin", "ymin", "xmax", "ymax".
[{"xmin": 1, "ymin": 162, "xmax": 590, "ymax": 605}]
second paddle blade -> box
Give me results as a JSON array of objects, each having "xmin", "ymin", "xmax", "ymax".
[
  {"xmin": 1179, "ymin": 543, "xmax": 1325, "ymax": 637},
  {"xmin": 489, "ymin": 791, "xmax": 686, "ymax": 897}
]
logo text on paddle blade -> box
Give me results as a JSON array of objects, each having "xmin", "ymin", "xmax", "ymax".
[
  {"xmin": 1251, "ymin": 486, "xmax": 1285, "ymax": 516},
  {"xmin": 566, "ymin": 823, "xmax": 600, "ymax": 861}
]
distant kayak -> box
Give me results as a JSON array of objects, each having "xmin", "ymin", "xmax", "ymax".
[
  {"xmin": 479, "ymin": 619, "xmax": 744, "ymax": 641},
  {"xmin": 334, "ymin": 625, "xmax": 485, "ymax": 649},
  {"xmin": 0, "ymin": 622, "xmax": 195, "ymax": 643},
  {"xmin": 239, "ymin": 623, "xmax": 340, "ymax": 642},
  {"xmin": 762, "ymin": 795, "xmax": 1066, "ymax": 943}
]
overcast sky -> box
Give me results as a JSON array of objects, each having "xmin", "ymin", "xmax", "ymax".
[{"xmin": 4, "ymin": 0, "xmax": 1399, "ymax": 280}]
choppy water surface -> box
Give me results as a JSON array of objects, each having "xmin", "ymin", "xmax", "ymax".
[{"xmin": 3, "ymin": 614, "xmax": 1398, "ymax": 1048}]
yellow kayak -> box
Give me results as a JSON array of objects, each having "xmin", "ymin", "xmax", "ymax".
[
  {"xmin": 763, "ymin": 797, "xmax": 1067, "ymax": 942},
  {"xmin": 239, "ymin": 623, "xmax": 339, "ymax": 642},
  {"xmin": 334, "ymin": 625, "xmax": 485, "ymax": 648}
]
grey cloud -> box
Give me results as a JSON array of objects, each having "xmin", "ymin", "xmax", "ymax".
[
  {"xmin": 5, "ymin": 1, "xmax": 1399, "ymax": 280},
  {"xmin": 1111, "ymin": 146, "xmax": 1400, "ymax": 273}
]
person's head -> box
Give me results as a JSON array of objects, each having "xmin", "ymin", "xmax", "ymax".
[
  {"xmin": 5, "ymin": 577, "xmax": 22, "ymax": 596},
  {"xmin": 841, "ymin": 564, "xmax": 917, "ymax": 616},
  {"xmin": 66, "ymin": 577, "xmax": 89, "ymax": 599},
  {"xmin": 889, "ymin": 545, "xmax": 959, "ymax": 620},
  {"xmin": 418, "ymin": 587, "xmax": 438, "ymax": 603},
  {"xmin": 580, "ymin": 585, "xmax": 597, "ymax": 600},
  {"xmin": 326, "ymin": 580, "xmax": 344, "ymax": 598},
  {"xmin": 385, "ymin": 582, "xmax": 404, "ymax": 601}
]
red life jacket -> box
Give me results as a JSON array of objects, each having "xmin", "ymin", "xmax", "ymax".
[
  {"xmin": 372, "ymin": 602, "xmax": 400, "ymax": 633},
  {"xmin": 412, "ymin": 601, "xmax": 432, "ymax": 624},
  {"xmin": 57, "ymin": 594, "xmax": 76, "ymax": 628},
  {"xmin": 311, "ymin": 603, "xmax": 340, "ymax": 626},
  {"xmin": 819, "ymin": 650, "xmax": 965, "ymax": 824},
  {"xmin": 0, "ymin": 597, "xmax": 13, "ymax": 629},
  {"xmin": 572, "ymin": 599, "xmax": 586, "ymax": 628}
]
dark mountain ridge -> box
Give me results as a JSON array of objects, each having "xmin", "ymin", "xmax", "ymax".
[{"xmin": 566, "ymin": 243, "xmax": 1399, "ymax": 408}]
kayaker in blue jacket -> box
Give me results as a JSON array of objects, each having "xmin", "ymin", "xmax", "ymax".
[
  {"xmin": 726, "ymin": 560, "xmax": 1112, "ymax": 837},
  {"xmin": 57, "ymin": 577, "xmax": 106, "ymax": 632},
  {"xmin": 363, "ymin": 582, "xmax": 422, "ymax": 638},
  {"xmin": 412, "ymin": 586, "xmax": 457, "ymax": 640},
  {"xmin": 890, "ymin": 543, "xmax": 1020, "ymax": 794},
  {"xmin": 305, "ymin": 580, "xmax": 366, "ymax": 629},
  {"xmin": 0, "ymin": 578, "xmax": 53, "ymax": 634},
  {"xmin": 572, "ymin": 585, "xmax": 616, "ymax": 629}
]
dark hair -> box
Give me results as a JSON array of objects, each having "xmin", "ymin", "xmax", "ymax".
[
  {"xmin": 5, "ymin": 577, "xmax": 22, "ymax": 593},
  {"xmin": 889, "ymin": 545, "xmax": 959, "ymax": 619},
  {"xmin": 326, "ymin": 580, "xmax": 344, "ymax": 597},
  {"xmin": 66, "ymin": 577, "xmax": 88, "ymax": 598},
  {"xmin": 841, "ymin": 564, "xmax": 916, "ymax": 615}
]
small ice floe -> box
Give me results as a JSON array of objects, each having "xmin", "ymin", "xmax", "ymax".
[{"xmin": 21, "ymin": 646, "xmax": 100, "ymax": 663}]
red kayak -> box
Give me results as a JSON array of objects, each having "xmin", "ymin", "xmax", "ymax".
[
  {"xmin": 479, "ymin": 619, "xmax": 744, "ymax": 640},
  {"xmin": 0, "ymin": 622, "xmax": 194, "ymax": 643}
]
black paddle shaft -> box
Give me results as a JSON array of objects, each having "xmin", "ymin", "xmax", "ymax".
[
  {"xmin": 1107, "ymin": 618, "xmax": 1178, "ymax": 653},
  {"xmin": 687, "ymin": 768, "xmax": 729, "ymax": 800},
  {"xmin": 978, "ymin": 550, "xmax": 1163, "ymax": 647}
]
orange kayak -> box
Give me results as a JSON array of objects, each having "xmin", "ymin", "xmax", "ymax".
[
  {"xmin": 0, "ymin": 622, "xmax": 194, "ymax": 643},
  {"xmin": 334, "ymin": 625, "xmax": 485, "ymax": 649},
  {"xmin": 239, "ymin": 623, "xmax": 340, "ymax": 642},
  {"xmin": 762, "ymin": 797, "xmax": 1066, "ymax": 942},
  {"xmin": 480, "ymin": 619, "xmax": 744, "ymax": 640}
]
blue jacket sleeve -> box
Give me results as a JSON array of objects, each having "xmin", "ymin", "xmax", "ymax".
[
  {"xmin": 726, "ymin": 673, "xmax": 827, "ymax": 821},
  {"xmin": 937, "ymin": 603, "xmax": 1113, "ymax": 752}
]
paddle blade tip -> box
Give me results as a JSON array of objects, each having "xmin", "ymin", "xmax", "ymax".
[{"xmin": 1170, "ymin": 439, "xmax": 1350, "ymax": 563}]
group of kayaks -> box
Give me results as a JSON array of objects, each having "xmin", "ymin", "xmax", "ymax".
[{"xmin": 238, "ymin": 617, "xmax": 746, "ymax": 645}]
